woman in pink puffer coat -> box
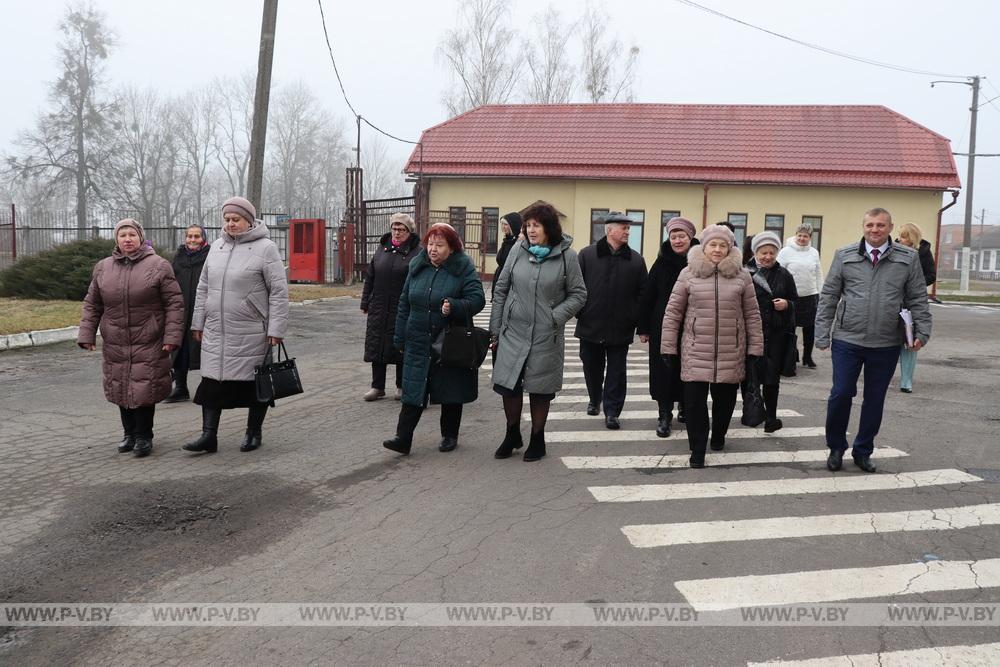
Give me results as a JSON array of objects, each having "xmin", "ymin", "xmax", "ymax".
[{"xmin": 661, "ymin": 224, "xmax": 764, "ymax": 468}]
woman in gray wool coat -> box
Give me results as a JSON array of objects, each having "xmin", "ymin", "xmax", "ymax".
[
  {"xmin": 184, "ymin": 196, "xmax": 289, "ymax": 455},
  {"xmin": 490, "ymin": 202, "xmax": 588, "ymax": 462}
]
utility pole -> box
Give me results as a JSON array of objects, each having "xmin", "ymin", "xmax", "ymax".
[
  {"xmin": 932, "ymin": 75, "xmax": 980, "ymax": 293},
  {"xmin": 246, "ymin": 0, "xmax": 279, "ymax": 213}
]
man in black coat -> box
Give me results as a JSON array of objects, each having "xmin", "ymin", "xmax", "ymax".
[{"xmin": 575, "ymin": 212, "xmax": 648, "ymax": 428}]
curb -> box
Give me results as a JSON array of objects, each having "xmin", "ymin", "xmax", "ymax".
[
  {"xmin": 0, "ymin": 326, "xmax": 80, "ymax": 351},
  {"xmin": 1, "ymin": 296, "xmax": 358, "ymax": 350}
]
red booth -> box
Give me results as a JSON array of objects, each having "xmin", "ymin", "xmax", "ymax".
[{"xmin": 288, "ymin": 218, "xmax": 326, "ymax": 283}]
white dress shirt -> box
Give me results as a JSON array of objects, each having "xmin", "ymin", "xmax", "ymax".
[{"xmin": 864, "ymin": 240, "xmax": 890, "ymax": 263}]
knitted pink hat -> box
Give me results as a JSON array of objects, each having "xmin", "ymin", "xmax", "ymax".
[
  {"xmin": 114, "ymin": 218, "xmax": 145, "ymax": 243},
  {"xmin": 222, "ymin": 196, "xmax": 257, "ymax": 223},
  {"xmin": 699, "ymin": 223, "xmax": 735, "ymax": 247},
  {"xmin": 666, "ymin": 217, "xmax": 696, "ymax": 239}
]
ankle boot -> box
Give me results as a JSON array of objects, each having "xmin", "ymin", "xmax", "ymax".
[
  {"xmin": 239, "ymin": 431, "xmax": 262, "ymax": 452},
  {"xmin": 494, "ymin": 424, "xmax": 524, "ymax": 459},
  {"xmin": 655, "ymin": 404, "xmax": 671, "ymax": 438},
  {"xmin": 523, "ymin": 430, "xmax": 546, "ymax": 462},
  {"xmin": 133, "ymin": 436, "xmax": 153, "ymax": 458},
  {"xmin": 163, "ymin": 383, "xmax": 190, "ymax": 403},
  {"xmin": 118, "ymin": 435, "xmax": 136, "ymax": 453},
  {"xmin": 183, "ymin": 407, "xmax": 221, "ymax": 453},
  {"xmin": 383, "ymin": 434, "xmax": 412, "ymax": 455}
]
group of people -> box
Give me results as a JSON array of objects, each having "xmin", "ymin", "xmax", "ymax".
[
  {"xmin": 78, "ymin": 196, "xmax": 288, "ymax": 457},
  {"xmin": 363, "ymin": 205, "xmax": 933, "ymax": 470},
  {"xmin": 79, "ymin": 196, "xmax": 932, "ymax": 472}
]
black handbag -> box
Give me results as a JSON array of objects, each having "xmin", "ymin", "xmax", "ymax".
[
  {"xmin": 740, "ymin": 359, "xmax": 766, "ymax": 427},
  {"xmin": 255, "ymin": 342, "xmax": 304, "ymax": 403},
  {"xmin": 432, "ymin": 320, "xmax": 491, "ymax": 370},
  {"xmin": 780, "ymin": 330, "xmax": 798, "ymax": 377}
]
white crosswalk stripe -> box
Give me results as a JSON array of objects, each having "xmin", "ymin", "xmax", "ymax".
[
  {"xmin": 561, "ymin": 447, "xmax": 909, "ymax": 470},
  {"xmin": 588, "ymin": 469, "xmax": 982, "ymax": 502},
  {"xmin": 541, "ymin": 408, "xmax": 796, "ymax": 421},
  {"xmin": 746, "ymin": 642, "xmax": 1000, "ymax": 666},
  {"xmin": 676, "ymin": 557, "xmax": 1000, "ymax": 611},
  {"xmin": 622, "ymin": 502, "xmax": 1000, "ymax": 547},
  {"xmin": 549, "ymin": 426, "xmax": 824, "ymax": 443}
]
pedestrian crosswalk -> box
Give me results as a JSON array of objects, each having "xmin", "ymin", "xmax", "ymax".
[{"xmin": 478, "ymin": 300, "xmax": 997, "ymax": 662}]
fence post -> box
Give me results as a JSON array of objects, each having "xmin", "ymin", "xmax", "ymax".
[
  {"xmin": 91, "ymin": 225, "xmax": 100, "ymax": 240},
  {"xmin": 10, "ymin": 203, "xmax": 16, "ymax": 260}
]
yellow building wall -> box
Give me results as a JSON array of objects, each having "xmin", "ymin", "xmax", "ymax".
[{"xmin": 428, "ymin": 178, "xmax": 946, "ymax": 274}]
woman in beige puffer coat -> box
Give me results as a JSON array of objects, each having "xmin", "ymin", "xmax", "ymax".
[
  {"xmin": 185, "ymin": 196, "xmax": 289, "ymax": 455},
  {"xmin": 661, "ymin": 224, "xmax": 764, "ymax": 468},
  {"xmin": 78, "ymin": 219, "xmax": 185, "ymax": 458}
]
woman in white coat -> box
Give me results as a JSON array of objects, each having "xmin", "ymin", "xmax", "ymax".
[
  {"xmin": 777, "ymin": 224, "xmax": 823, "ymax": 368},
  {"xmin": 184, "ymin": 196, "xmax": 289, "ymax": 454}
]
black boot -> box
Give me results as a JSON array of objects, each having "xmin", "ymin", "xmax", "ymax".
[
  {"xmin": 133, "ymin": 436, "xmax": 153, "ymax": 458},
  {"xmin": 383, "ymin": 435, "xmax": 412, "ymax": 455},
  {"xmin": 656, "ymin": 403, "xmax": 672, "ymax": 438},
  {"xmin": 494, "ymin": 424, "xmax": 524, "ymax": 459},
  {"xmin": 677, "ymin": 403, "xmax": 687, "ymax": 424},
  {"xmin": 802, "ymin": 356, "xmax": 817, "ymax": 369},
  {"xmin": 183, "ymin": 407, "xmax": 221, "ymax": 453},
  {"xmin": 163, "ymin": 383, "xmax": 190, "ymax": 403},
  {"xmin": 118, "ymin": 435, "xmax": 136, "ymax": 453},
  {"xmin": 240, "ymin": 405, "xmax": 267, "ymax": 452},
  {"xmin": 239, "ymin": 431, "xmax": 262, "ymax": 452},
  {"xmin": 523, "ymin": 430, "xmax": 546, "ymax": 462}
]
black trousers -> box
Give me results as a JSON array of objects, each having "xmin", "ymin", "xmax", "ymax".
[
  {"xmin": 683, "ymin": 382, "xmax": 738, "ymax": 457},
  {"xmin": 578, "ymin": 340, "xmax": 629, "ymax": 417},
  {"xmin": 801, "ymin": 324, "xmax": 815, "ymax": 361},
  {"xmin": 371, "ymin": 362, "xmax": 402, "ymax": 391},
  {"xmin": 119, "ymin": 405, "xmax": 156, "ymax": 439},
  {"xmin": 172, "ymin": 335, "xmax": 191, "ymax": 388},
  {"xmin": 397, "ymin": 403, "xmax": 463, "ymax": 439}
]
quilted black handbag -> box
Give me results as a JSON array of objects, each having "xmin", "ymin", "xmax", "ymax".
[
  {"xmin": 255, "ymin": 342, "xmax": 304, "ymax": 403},
  {"xmin": 432, "ymin": 319, "xmax": 491, "ymax": 370}
]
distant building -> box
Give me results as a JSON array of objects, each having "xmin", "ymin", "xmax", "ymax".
[
  {"xmin": 406, "ymin": 104, "xmax": 960, "ymax": 276},
  {"xmin": 938, "ymin": 223, "xmax": 1000, "ymax": 279}
]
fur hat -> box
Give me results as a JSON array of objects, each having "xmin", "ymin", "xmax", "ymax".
[
  {"xmin": 114, "ymin": 218, "xmax": 145, "ymax": 243},
  {"xmin": 699, "ymin": 223, "xmax": 735, "ymax": 248},
  {"xmin": 751, "ymin": 231, "xmax": 781, "ymax": 253},
  {"xmin": 666, "ymin": 216, "xmax": 696, "ymax": 239},
  {"xmin": 389, "ymin": 212, "xmax": 416, "ymax": 233},
  {"xmin": 222, "ymin": 196, "xmax": 257, "ymax": 223}
]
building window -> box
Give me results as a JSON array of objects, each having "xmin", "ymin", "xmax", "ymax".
[
  {"xmin": 764, "ymin": 214, "xmax": 785, "ymax": 239},
  {"xmin": 482, "ymin": 207, "xmax": 499, "ymax": 254},
  {"xmin": 944, "ymin": 232, "xmax": 953, "ymax": 244},
  {"xmin": 449, "ymin": 206, "xmax": 467, "ymax": 242},
  {"xmin": 727, "ymin": 213, "xmax": 748, "ymax": 248},
  {"xmin": 590, "ymin": 208, "xmax": 610, "ymax": 244},
  {"xmin": 625, "ymin": 209, "xmax": 645, "ymax": 255},
  {"xmin": 661, "ymin": 210, "xmax": 681, "ymax": 242},
  {"xmin": 802, "ymin": 215, "xmax": 823, "ymax": 254}
]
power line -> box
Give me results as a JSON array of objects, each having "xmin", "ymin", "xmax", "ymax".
[
  {"xmin": 673, "ymin": 0, "xmax": 971, "ymax": 80},
  {"xmin": 315, "ymin": 0, "xmax": 419, "ymax": 146},
  {"xmin": 982, "ymin": 79, "xmax": 1000, "ymax": 113}
]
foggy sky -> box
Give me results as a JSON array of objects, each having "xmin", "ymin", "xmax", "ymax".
[{"xmin": 2, "ymin": 0, "xmax": 998, "ymax": 229}]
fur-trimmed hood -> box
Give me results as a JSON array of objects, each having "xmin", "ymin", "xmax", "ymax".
[{"xmin": 686, "ymin": 244, "xmax": 743, "ymax": 278}]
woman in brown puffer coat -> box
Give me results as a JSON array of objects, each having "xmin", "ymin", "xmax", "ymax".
[
  {"xmin": 78, "ymin": 219, "xmax": 185, "ymax": 458},
  {"xmin": 661, "ymin": 224, "xmax": 764, "ymax": 468}
]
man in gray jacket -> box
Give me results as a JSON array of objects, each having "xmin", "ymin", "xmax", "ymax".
[{"xmin": 815, "ymin": 207, "xmax": 931, "ymax": 473}]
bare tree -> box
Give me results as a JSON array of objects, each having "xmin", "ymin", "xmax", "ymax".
[
  {"xmin": 5, "ymin": 3, "xmax": 117, "ymax": 228},
  {"xmin": 439, "ymin": 0, "xmax": 523, "ymax": 116},
  {"xmin": 213, "ymin": 73, "xmax": 255, "ymax": 198},
  {"xmin": 522, "ymin": 6, "xmax": 576, "ymax": 104},
  {"xmin": 102, "ymin": 85, "xmax": 188, "ymax": 226},
  {"xmin": 174, "ymin": 87, "xmax": 219, "ymax": 221},
  {"xmin": 362, "ymin": 135, "xmax": 408, "ymax": 200},
  {"xmin": 579, "ymin": 2, "xmax": 639, "ymax": 103}
]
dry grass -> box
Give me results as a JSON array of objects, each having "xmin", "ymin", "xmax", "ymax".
[
  {"xmin": 0, "ymin": 298, "xmax": 83, "ymax": 335},
  {"xmin": 287, "ymin": 284, "xmax": 362, "ymax": 302}
]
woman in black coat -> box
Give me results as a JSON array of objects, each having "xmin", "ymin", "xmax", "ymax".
[
  {"xmin": 165, "ymin": 224, "xmax": 210, "ymax": 402},
  {"xmin": 491, "ymin": 212, "xmax": 523, "ymax": 299},
  {"xmin": 636, "ymin": 217, "xmax": 698, "ymax": 437},
  {"xmin": 361, "ymin": 213, "xmax": 420, "ymax": 401},
  {"xmin": 744, "ymin": 232, "xmax": 798, "ymax": 433}
]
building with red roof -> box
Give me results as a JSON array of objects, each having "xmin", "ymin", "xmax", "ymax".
[{"xmin": 405, "ymin": 104, "xmax": 959, "ymax": 274}]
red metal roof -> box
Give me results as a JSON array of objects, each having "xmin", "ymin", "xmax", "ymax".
[{"xmin": 404, "ymin": 104, "xmax": 960, "ymax": 190}]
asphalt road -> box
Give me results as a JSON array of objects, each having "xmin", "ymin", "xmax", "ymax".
[{"xmin": 1, "ymin": 297, "xmax": 998, "ymax": 665}]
